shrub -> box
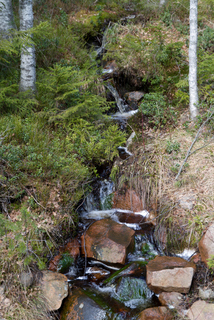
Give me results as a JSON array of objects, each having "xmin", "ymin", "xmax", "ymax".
[{"xmin": 140, "ymin": 92, "xmax": 176, "ymax": 128}]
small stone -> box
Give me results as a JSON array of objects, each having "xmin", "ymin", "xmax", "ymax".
[
  {"xmin": 199, "ymin": 287, "xmax": 214, "ymax": 300},
  {"xmin": 179, "ymin": 199, "xmax": 193, "ymax": 210},
  {"xmin": 20, "ymin": 271, "xmax": 34, "ymax": 288}
]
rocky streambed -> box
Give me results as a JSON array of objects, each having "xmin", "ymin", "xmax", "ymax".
[{"xmin": 30, "ymin": 206, "xmax": 214, "ymax": 320}]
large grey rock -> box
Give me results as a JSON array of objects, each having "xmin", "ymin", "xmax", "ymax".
[
  {"xmin": 40, "ymin": 271, "xmax": 68, "ymax": 311},
  {"xmin": 198, "ymin": 224, "xmax": 214, "ymax": 266},
  {"xmin": 81, "ymin": 219, "xmax": 135, "ymax": 264},
  {"xmin": 146, "ymin": 256, "xmax": 196, "ymax": 294},
  {"xmin": 187, "ymin": 300, "xmax": 214, "ymax": 320}
]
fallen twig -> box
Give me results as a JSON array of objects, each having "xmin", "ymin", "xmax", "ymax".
[{"xmin": 175, "ymin": 110, "xmax": 214, "ymax": 180}]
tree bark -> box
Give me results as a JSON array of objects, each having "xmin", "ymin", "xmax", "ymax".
[
  {"xmin": 189, "ymin": 0, "xmax": 198, "ymax": 120},
  {"xmin": 0, "ymin": 0, "xmax": 15, "ymax": 35},
  {"xmin": 19, "ymin": 0, "xmax": 36, "ymax": 92}
]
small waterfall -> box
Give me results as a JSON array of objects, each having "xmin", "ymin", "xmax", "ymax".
[
  {"xmin": 105, "ymin": 83, "xmax": 128, "ymax": 113},
  {"xmin": 99, "ymin": 179, "xmax": 114, "ymax": 210},
  {"xmin": 80, "ymin": 179, "xmax": 114, "ymax": 214},
  {"xmin": 96, "ymin": 24, "xmax": 109, "ymax": 58}
]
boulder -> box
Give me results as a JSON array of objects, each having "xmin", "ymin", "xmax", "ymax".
[
  {"xmin": 198, "ymin": 224, "xmax": 214, "ymax": 266},
  {"xmin": 40, "ymin": 271, "xmax": 68, "ymax": 311},
  {"xmin": 146, "ymin": 256, "xmax": 196, "ymax": 294},
  {"xmin": 125, "ymin": 91, "xmax": 145, "ymax": 109},
  {"xmin": 81, "ymin": 219, "xmax": 135, "ymax": 264},
  {"xmin": 113, "ymin": 189, "xmax": 144, "ymax": 212},
  {"xmin": 187, "ymin": 300, "xmax": 214, "ymax": 320},
  {"xmin": 60, "ymin": 288, "xmax": 107, "ymax": 320},
  {"xmin": 137, "ymin": 306, "xmax": 173, "ymax": 320}
]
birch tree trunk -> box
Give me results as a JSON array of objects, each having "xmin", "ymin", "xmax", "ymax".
[
  {"xmin": 19, "ymin": 0, "xmax": 36, "ymax": 92},
  {"xmin": 0, "ymin": 0, "xmax": 15, "ymax": 36},
  {"xmin": 189, "ymin": 0, "xmax": 198, "ymax": 120}
]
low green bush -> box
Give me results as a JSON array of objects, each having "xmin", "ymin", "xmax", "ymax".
[{"xmin": 140, "ymin": 92, "xmax": 176, "ymax": 128}]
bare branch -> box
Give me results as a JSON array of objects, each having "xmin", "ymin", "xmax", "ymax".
[{"xmin": 175, "ymin": 110, "xmax": 214, "ymax": 180}]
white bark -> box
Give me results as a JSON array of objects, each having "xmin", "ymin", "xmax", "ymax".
[
  {"xmin": 189, "ymin": 0, "xmax": 198, "ymax": 120},
  {"xmin": 0, "ymin": 0, "xmax": 15, "ymax": 35},
  {"xmin": 19, "ymin": 0, "xmax": 36, "ymax": 92}
]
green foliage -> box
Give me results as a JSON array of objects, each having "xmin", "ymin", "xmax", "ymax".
[
  {"xmin": 37, "ymin": 64, "xmax": 109, "ymax": 123},
  {"xmin": 141, "ymin": 243, "xmax": 150, "ymax": 255},
  {"xmin": 161, "ymin": 10, "xmax": 172, "ymax": 27},
  {"xmin": 0, "ymin": 116, "xmax": 91, "ymax": 212},
  {"xmin": 198, "ymin": 26, "xmax": 214, "ymax": 52},
  {"xmin": 207, "ymin": 255, "xmax": 214, "ymax": 273},
  {"xmin": 104, "ymin": 23, "xmax": 187, "ymax": 93},
  {"xmin": 140, "ymin": 93, "xmax": 176, "ymax": 128},
  {"xmin": 0, "ymin": 204, "xmax": 53, "ymax": 270},
  {"xmin": 70, "ymin": 120, "xmax": 127, "ymax": 164},
  {"xmin": 166, "ymin": 140, "xmax": 180, "ymax": 154},
  {"xmin": 58, "ymin": 252, "xmax": 74, "ymax": 273}
]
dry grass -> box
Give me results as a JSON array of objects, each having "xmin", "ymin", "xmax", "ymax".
[{"xmin": 114, "ymin": 111, "xmax": 214, "ymax": 251}]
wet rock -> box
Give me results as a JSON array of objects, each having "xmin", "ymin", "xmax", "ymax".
[
  {"xmin": 49, "ymin": 254, "xmax": 61, "ymax": 272},
  {"xmin": 125, "ymin": 91, "xmax": 145, "ymax": 109},
  {"xmin": 113, "ymin": 276, "xmax": 154, "ymax": 309},
  {"xmin": 20, "ymin": 271, "xmax": 34, "ymax": 288},
  {"xmin": 113, "ymin": 189, "xmax": 144, "ymax": 212},
  {"xmin": 81, "ymin": 218, "xmax": 135, "ymax": 264},
  {"xmin": 159, "ymin": 291, "xmax": 184, "ymax": 307},
  {"xmin": 102, "ymin": 60, "xmax": 117, "ymax": 79},
  {"xmin": 85, "ymin": 266, "xmax": 110, "ymax": 282},
  {"xmin": 49, "ymin": 238, "xmax": 80, "ymax": 272},
  {"xmin": 198, "ymin": 223, "xmax": 214, "ymax": 266},
  {"xmin": 159, "ymin": 292, "xmax": 186, "ymax": 317},
  {"xmin": 137, "ymin": 306, "xmax": 173, "ymax": 320},
  {"xmin": 60, "ymin": 288, "xmax": 107, "ymax": 320},
  {"xmin": 40, "ymin": 270, "xmax": 68, "ymax": 311},
  {"xmin": 62, "ymin": 238, "xmax": 80, "ymax": 259},
  {"xmin": 104, "ymin": 261, "xmax": 147, "ymax": 284},
  {"xmin": 146, "ymin": 256, "xmax": 196, "ymax": 294},
  {"xmin": 187, "ymin": 300, "xmax": 214, "ymax": 320}
]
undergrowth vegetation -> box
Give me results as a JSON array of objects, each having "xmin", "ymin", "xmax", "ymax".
[{"xmin": 1, "ymin": 0, "xmax": 214, "ymax": 318}]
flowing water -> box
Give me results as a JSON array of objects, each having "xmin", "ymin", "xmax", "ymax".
[{"xmin": 60, "ymin": 26, "xmax": 195, "ymax": 319}]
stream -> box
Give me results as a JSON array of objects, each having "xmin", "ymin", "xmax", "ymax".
[
  {"xmin": 58, "ymin": 22, "xmax": 195, "ymax": 319},
  {"xmin": 61, "ymin": 178, "xmax": 161, "ymax": 319}
]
